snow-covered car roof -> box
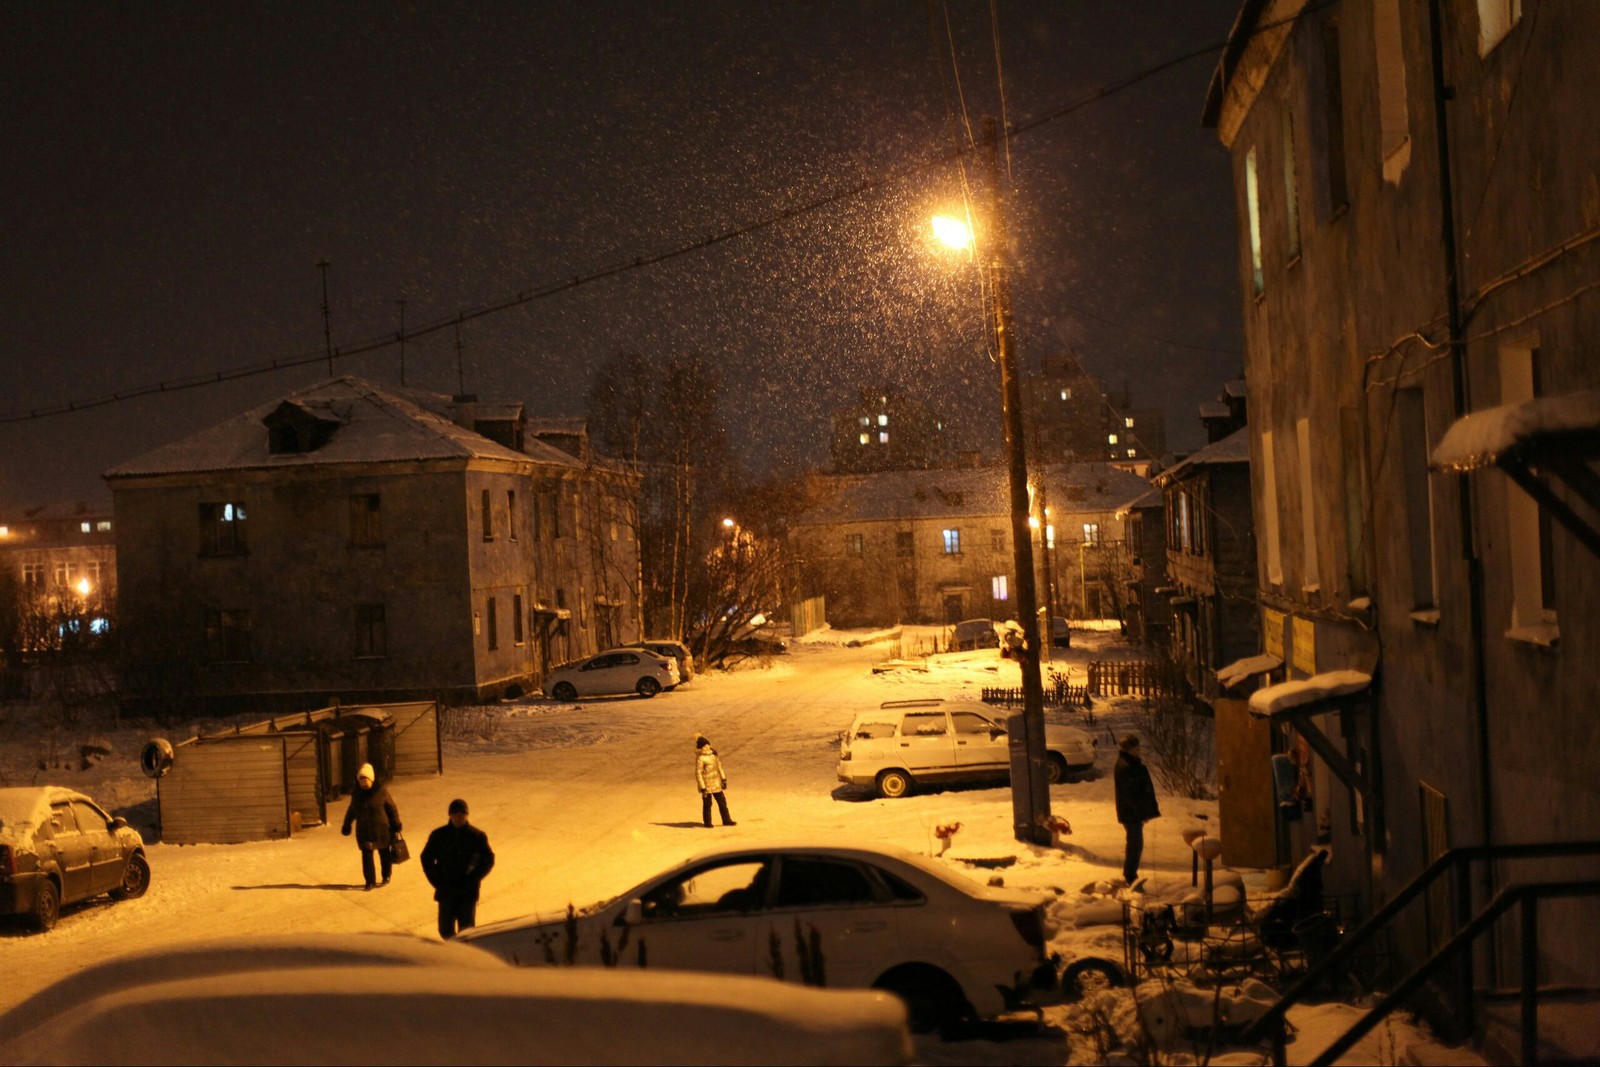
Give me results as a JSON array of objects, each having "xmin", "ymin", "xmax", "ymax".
[
  {"xmin": 0, "ymin": 786, "xmax": 96, "ymax": 839},
  {"xmin": 0, "ymin": 935, "xmax": 912, "ymax": 1066}
]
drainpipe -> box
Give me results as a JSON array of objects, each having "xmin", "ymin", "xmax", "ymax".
[{"xmin": 1426, "ymin": 0, "xmax": 1496, "ymax": 963}]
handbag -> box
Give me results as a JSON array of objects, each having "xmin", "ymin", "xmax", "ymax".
[{"xmin": 390, "ymin": 832, "xmax": 411, "ymax": 864}]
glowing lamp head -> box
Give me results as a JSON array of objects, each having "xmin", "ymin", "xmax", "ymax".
[
  {"xmin": 76, "ymin": 578, "xmax": 92, "ymax": 595},
  {"xmin": 931, "ymin": 215, "xmax": 974, "ymax": 251},
  {"xmin": 722, "ymin": 517, "xmax": 735, "ymax": 529}
]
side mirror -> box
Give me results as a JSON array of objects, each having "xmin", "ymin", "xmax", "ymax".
[
  {"xmin": 110, "ymin": 816, "xmax": 129, "ymax": 830},
  {"xmin": 624, "ymin": 899, "xmax": 644, "ymax": 925},
  {"xmin": 991, "ymin": 726, "xmax": 1007, "ymax": 739}
]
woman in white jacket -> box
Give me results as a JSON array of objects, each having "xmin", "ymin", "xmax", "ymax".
[{"xmin": 695, "ymin": 735, "xmax": 735, "ymax": 827}]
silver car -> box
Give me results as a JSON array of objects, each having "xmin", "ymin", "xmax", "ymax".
[
  {"xmin": 0, "ymin": 786, "xmax": 150, "ymax": 931},
  {"xmin": 837, "ymin": 699, "xmax": 1097, "ymax": 799},
  {"xmin": 543, "ymin": 648, "xmax": 680, "ymax": 701}
]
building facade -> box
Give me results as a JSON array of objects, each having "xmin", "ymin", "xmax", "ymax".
[
  {"xmin": 1206, "ymin": 0, "xmax": 1600, "ymax": 1002},
  {"xmin": 829, "ymin": 387, "xmax": 950, "ymax": 474},
  {"xmin": 0, "ymin": 500, "xmax": 117, "ymax": 661},
  {"xmin": 106, "ymin": 377, "xmax": 642, "ymax": 711},
  {"xmin": 790, "ymin": 463, "xmax": 1151, "ymax": 629}
]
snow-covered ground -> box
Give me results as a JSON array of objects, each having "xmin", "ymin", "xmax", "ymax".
[{"xmin": 0, "ymin": 624, "xmax": 1472, "ymax": 1064}]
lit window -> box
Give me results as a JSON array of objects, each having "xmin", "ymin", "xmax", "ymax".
[
  {"xmin": 1083, "ymin": 523, "xmax": 1100, "ymax": 546},
  {"xmin": 1477, "ymin": 0, "xmax": 1520, "ymax": 56},
  {"xmin": 1128, "ymin": 449, "xmax": 1137, "ymax": 458},
  {"xmin": 199, "ymin": 501, "xmax": 248, "ymax": 556},
  {"xmin": 942, "ymin": 529, "xmax": 961, "ymax": 555},
  {"xmin": 1245, "ymin": 147, "xmax": 1265, "ymax": 295},
  {"xmin": 991, "ymin": 575, "xmax": 1009, "ymax": 601},
  {"xmin": 878, "ymin": 432, "xmax": 888, "ymax": 444},
  {"xmin": 1060, "ymin": 388, "xmax": 1071, "ymax": 401},
  {"xmin": 96, "ymin": 521, "xmax": 111, "ymax": 532},
  {"xmin": 1125, "ymin": 417, "xmax": 1134, "ymax": 428},
  {"xmin": 80, "ymin": 522, "xmax": 91, "ymax": 533},
  {"xmin": 1108, "ymin": 434, "xmax": 1118, "ymax": 444},
  {"xmin": 0, "ymin": 526, "xmax": 8, "ymax": 537},
  {"xmin": 858, "ymin": 433, "xmax": 869, "ymax": 445},
  {"xmin": 1046, "ymin": 524, "xmax": 1055, "ymax": 549},
  {"xmin": 878, "ymin": 414, "xmax": 888, "ymax": 426},
  {"xmin": 860, "ymin": 416, "xmax": 870, "ymax": 426}
]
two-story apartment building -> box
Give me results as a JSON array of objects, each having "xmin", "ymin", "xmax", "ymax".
[
  {"xmin": 106, "ymin": 376, "xmax": 642, "ymax": 712},
  {"xmin": 790, "ymin": 463, "xmax": 1150, "ymax": 628},
  {"xmin": 1205, "ymin": 0, "xmax": 1600, "ymax": 1010}
]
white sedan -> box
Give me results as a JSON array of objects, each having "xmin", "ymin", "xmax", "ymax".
[
  {"xmin": 543, "ymin": 648, "xmax": 680, "ymax": 701},
  {"xmin": 456, "ymin": 841, "xmax": 1056, "ymax": 1031}
]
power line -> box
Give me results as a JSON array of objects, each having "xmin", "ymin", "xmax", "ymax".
[{"xmin": 3, "ymin": 20, "xmax": 1250, "ymax": 427}]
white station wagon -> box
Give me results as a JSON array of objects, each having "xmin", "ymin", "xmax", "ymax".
[
  {"xmin": 457, "ymin": 841, "xmax": 1056, "ymax": 1032},
  {"xmin": 837, "ymin": 699, "xmax": 1097, "ymax": 799}
]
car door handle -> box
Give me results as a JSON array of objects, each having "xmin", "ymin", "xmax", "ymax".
[
  {"xmin": 709, "ymin": 930, "xmax": 745, "ymax": 942},
  {"xmin": 956, "ymin": 740, "xmax": 968, "ymax": 746}
]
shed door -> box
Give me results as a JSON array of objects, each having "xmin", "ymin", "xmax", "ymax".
[{"xmin": 1215, "ymin": 698, "xmax": 1277, "ymax": 869}]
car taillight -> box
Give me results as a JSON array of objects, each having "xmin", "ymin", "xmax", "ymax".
[{"xmin": 1011, "ymin": 906, "xmax": 1045, "ymax": 948}]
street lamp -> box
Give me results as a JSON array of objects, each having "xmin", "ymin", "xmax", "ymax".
[{"xmin": 932, "ymin": 117, "xmax": 1053, "ymax": 846}]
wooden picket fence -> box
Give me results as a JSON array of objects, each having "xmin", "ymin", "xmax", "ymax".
[
  {"xmin": 1086, "ymin": 659, "xmax": 1186, "ymax": 699},
  {"xmin": 981, "ymin": 677, "xmax": 1092, "ymax": 711}
]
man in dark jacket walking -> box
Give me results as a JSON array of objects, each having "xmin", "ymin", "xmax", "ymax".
[
  {"xmin": 420, "ymin": 798, "xmax": 495, "ymax": 939},
  {"xmin": 1114, "ymin": 735, "xmax": 1161, "ymax": 886}
]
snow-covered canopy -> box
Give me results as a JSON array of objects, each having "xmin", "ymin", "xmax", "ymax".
[
  {"xmin": 1431, "ymin": 390, "xmax": 1600, "ymax": 471},
  {"xmin": 1247, "ymin": 670, "xmax": 1372, "ymax": 718},
  {"xmin": 1215, "ymin": 653, "xmax": 1283, "ymax": 690},
  {"xmin": 1152, "ymin": 426, "xmax": 1250, "ymax": 488}
]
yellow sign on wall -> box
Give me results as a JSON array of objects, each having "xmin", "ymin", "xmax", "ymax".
[
  {"xmin": 1292, "ymin": 616, "xmax": 1317, "ymax": 675},
  {"xmin": 1263, "ymin": 608, "xmax": 1285, "ymax": 659}
]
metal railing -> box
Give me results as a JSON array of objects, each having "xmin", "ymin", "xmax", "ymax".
[{"xmin": 1243, "ymin": 841, "xmax": 1600, "ymax": 1067}]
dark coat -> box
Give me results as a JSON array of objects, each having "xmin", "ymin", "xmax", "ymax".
[
  {"xmin": 342, "ymin": 785, "xmax": 400, "ymax": 851},
  {"xmin": 420, "ymin": 822, "xmax": 496, "ymax": 903},
  {"xmin": 1114, "ymin": 751, "xmax": 1160, "ymax": 826}
]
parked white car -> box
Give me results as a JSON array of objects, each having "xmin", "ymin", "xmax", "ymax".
[
  {"xmin": 543, "ymin": 648, "xmax": 680, "ymax": 700},
  {"xmin": 837, "ymin": 699, "xmax": 1097, "ymax": 799},
  {"xmin": 457, "ymin": 841, "xmax": 1056, "ymax": 1031}
]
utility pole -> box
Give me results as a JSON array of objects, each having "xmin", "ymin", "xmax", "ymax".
[
  {"xmin": 982, "ymin": 116, "xmax": 1053, "ymax": 846},
  {"xmin": 317, "ymin": 261, "xmax": 333, "ymax": 377},
  {"xmin": 396, "ymin": 298, "xmax": 407, "ymax": 387}
]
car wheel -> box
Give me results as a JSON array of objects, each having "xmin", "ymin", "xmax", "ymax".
[
  {"xmin": 876, "ymin": 769, "xmax": 912, "ymax": 799},
  {"xmin": 551, "ymin": 682, "xmax": 578, "ymax": 702},
  {"xmin": 1044, "ymin": 752, "xmax": 1069, "ymax": 784},
  {"xmin": 1061, "ymin": 957, "xmax": 1126, "ymax": 1000},
  {"xmin": 31, "ymin": 878, "xmax": 60, "ymax": 932},
  {"xmin": 875, "ymin": 964, "xmax": 969, "ymax": 1034},
  {"xmin": 636, "ymin": 677, "xmax": 661, "ymax": 698},
  {"xmin": 111, "ymin": 853, "xmax": 151, "ymax": 900}
]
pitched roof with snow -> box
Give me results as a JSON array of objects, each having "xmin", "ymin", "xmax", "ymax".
[
  {"xmin": 1152, "ymin": 426, "xmax": 1250, "ymax": 486},
  {"xmin": 105, "ymin": 377, "xmax": 581, "ymax": 480},
  {"xmin": 794, "ymin": 463, "xmax": 1151, "ymax": 526}
]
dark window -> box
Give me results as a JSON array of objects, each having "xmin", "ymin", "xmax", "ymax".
[
  {"xmin": 872, "ymin": 865, "xmax": 927, "ymax": 903},
  {"xmin": 481, "ymin": 490, "xmax": 494, "ymax": 541},
  {"xmin": 775, "ymin": 858, "xmax": 876, "ymax": 908},
  {"xmin": 845, "ymin": 533, "xmax": 864, "ymax": 558},
  {"xmin": 896, "ymin": 531, "xmax": 914, "ymax": 556},
  {"xmin": 640, "ymin": 859, "xmax": 771, "ymax": 919},
  {"xmin": 550, "ymin": 489, "xmax": 562, "ymax": 538},
  {"xmin": 486, "ymin": 596, "xmax": 498, "ymax": 651},
  {"xmin": 199, "ymin": 502, "xmax": 247, "ymax": 556},
  {"xmin": 507, "ymin": 490, "xmax": 517, "ymax": 541},
  {"xmin": 1321, "ymin": 17, "xmax": 1349, "ymax": 214},
  {"xmin": 513, "ymin": 593, "xmax": 525, "ymax": 645},
  {"xmin": 531, "ymin": 492, "xmax": 543, "ymax": 541},
  {"xmin": 355, "ymin": 603, "xmax": 386, "ymax": 658},
  {"xmin": 205, "ymin": 609, "xmax": 252, "ymax": 662},
  {"xmin": 350, "ymin": 493, "xmax": 382, "ymax": 546},
  {"xmin": 1397, "ymin": 388, "xmax": 1437, "ymax": 608},
  {"xmin": 990, "ymin": 529, "xmax": 1006, "ymax": 553},
  {"xmin": 902, "ymin": 712, "xmax": 947, "ymax": 736}
]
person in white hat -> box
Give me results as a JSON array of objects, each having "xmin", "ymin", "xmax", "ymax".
[{"xmin": 341, "ymin": 762, "xmax": 401, "ymax": 890}]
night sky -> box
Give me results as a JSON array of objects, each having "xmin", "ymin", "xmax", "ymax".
[{"xmin": 1, "ymin": 1, "xmax": 1244, "ymax": 509}]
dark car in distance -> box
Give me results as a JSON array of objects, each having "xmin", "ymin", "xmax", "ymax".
[{"xmin": 0, "ymin": 786, "xmax": 150, "ymax": 931}]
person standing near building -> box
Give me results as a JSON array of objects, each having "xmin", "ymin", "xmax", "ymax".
[
  {"xmin": 420, "ymin": 798, "xmax": 495, "ymax": 939},
  {"xmin": 695, "ymin": 735, "xmax": 735, "ymax": 827},
  {"xmin": 1114, "ymin": 735, "xmax": 1160, "ymax": 886},
  {"xmin": 341, "ymin": 762, "xmax": 401, "ymax": 890}
]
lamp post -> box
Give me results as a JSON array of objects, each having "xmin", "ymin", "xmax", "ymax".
[{"xmin": 932, "ymin": 117, "xmax": 1053, "ymax": 846}]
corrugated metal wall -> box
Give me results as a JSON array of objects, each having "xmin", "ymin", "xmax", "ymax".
[
  {"xmin": 376, "ymin": 702, "xmax": 442, "ymax": 779},
  {"xmin": 281, "ymin": 732, "xmax": 323, "ymax": 827},
  {"xmin": 159, "ymin": 737, "xmax": 289, "ymax": 845}
]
